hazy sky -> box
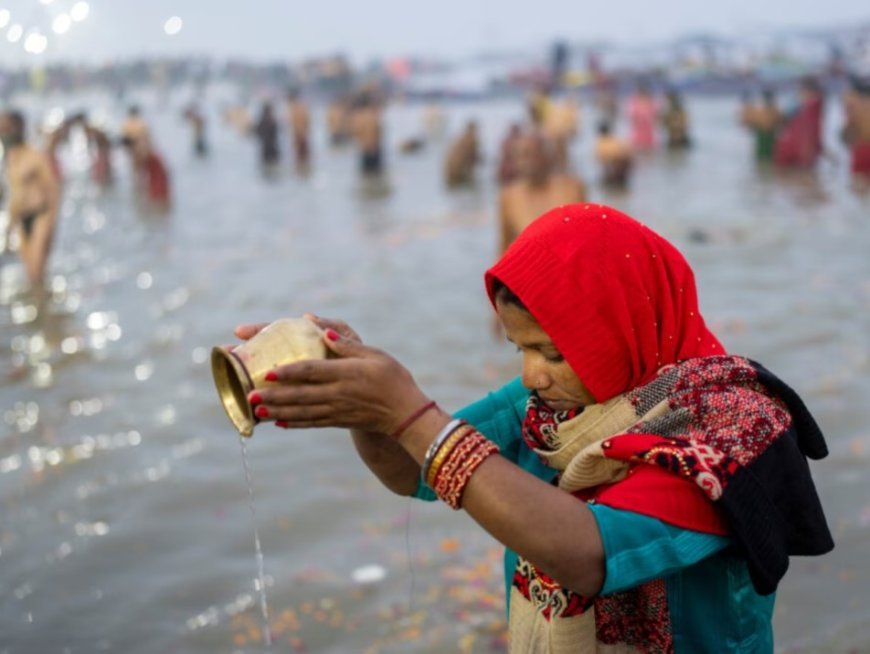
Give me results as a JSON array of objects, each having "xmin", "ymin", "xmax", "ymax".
[{"xmin": 0, "ymin": 0, "xmax": 867, "ymax": 65}]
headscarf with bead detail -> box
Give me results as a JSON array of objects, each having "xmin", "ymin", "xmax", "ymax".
[{"xmin": 486, "ymin": 203, "xmax": 724, "ymax": 402}]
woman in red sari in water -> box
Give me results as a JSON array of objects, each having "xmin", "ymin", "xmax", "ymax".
[{"xmin": 774, "ymin": 77, "xmax": 824, "ymax": 168}]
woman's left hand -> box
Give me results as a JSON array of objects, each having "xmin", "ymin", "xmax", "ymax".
[{"xmin": 250, "ymin": 329, "xmax": 431, "ymax": 435}]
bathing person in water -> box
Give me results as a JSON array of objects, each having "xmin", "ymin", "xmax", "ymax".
[
  {"xmin": 1, "ymin": 110, "xmax": 60, "ymax": 287},
  {"xmin": 232, "ymin": 203, "xmax": 833, "ymax": 652}
]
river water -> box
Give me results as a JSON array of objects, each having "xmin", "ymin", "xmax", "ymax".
[{"xmin": 1, "ymin": 87, "xmax": 869, "ymax": 653}]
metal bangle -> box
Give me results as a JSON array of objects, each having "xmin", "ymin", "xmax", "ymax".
[{"xmin": 421, "ymin": 418, "xmax": 465, "ymax": 487}]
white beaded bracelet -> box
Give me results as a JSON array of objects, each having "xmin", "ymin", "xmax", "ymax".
[{"xmin": 421, "ymin": 418, "xmax": 465, "ymax": 487}]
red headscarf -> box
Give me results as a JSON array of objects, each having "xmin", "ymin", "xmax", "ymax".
[{"xmin": 486, "ymin": 203, "xmax": 724, "ymax": 402}]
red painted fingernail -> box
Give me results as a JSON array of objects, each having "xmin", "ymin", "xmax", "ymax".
[
  {"xmin": 255, "ymin": 406, "xmax": 269, "ymax": 418},
  {"xmin": 325, "ymin": 329, "xmax": 339, "ymax": 342},
  {"xmin": 275, "ymin": 420, "xmax": 289, "ymax": 429},
  {"xmin": 264, "ymin": 371, "xmax": 278, "ymax": 382},
  {"xmin": 249, "ymin": 392, "xmax": 262, "ymax": 406}
]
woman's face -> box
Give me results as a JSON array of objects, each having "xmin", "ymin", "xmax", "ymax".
[{"xmin": 496, "ymin": 299, "xmax": 596, "ymax": 411}]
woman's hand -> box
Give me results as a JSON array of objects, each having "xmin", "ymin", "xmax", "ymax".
[{"xmin": 245, "ymin": 320, "xmax": 431, "ymax": 435}]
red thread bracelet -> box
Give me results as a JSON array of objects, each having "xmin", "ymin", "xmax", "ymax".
[{"xmin": 390, "ymin": 400, "xmax": 438, "ymax": 440}]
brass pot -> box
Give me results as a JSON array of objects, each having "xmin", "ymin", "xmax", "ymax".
[{"xmin": 211, "ymin": 317, "xmax": 327, "ymax": 436}]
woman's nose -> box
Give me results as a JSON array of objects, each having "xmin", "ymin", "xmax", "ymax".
[{"xmin": 521, "ymin": 356, "xmax": 549, "ymax": 390}]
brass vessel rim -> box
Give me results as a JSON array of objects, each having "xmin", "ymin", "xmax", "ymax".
[{"xmin": 211, "ymin": 346, "xmax": 256, "ymax": 437}]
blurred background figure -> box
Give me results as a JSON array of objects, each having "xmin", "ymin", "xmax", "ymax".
[
  {"xmin": 841, "ymin": 75, "xmax": 870, "ymax": 179},
  {"xmin": 223, "ymin": 102, "xmax": 252, "ymax": 135},
  {"xmin": 0, "ymin": 109, "xmax": 60, "ymax": 287},
  {"xmin": 527, "ymin": 83, "xmax": 551, "ymax": 127},
  {"xmin": 595, "ymin": 77, "xmax": 620, "ymax": 126},
  {"xmin": 497, "ymin": 123, "xmax": 524, "ymax": 186},
  {"xmin": 661, "ymin": 89, "xmax": 691, "ymax": 149},
  {"xmin": 775, "ymin": 77, "xmax": 824, "ymax": 169},
  {"xmin": 81, "ymin": 115, "xmax": 114, "ymax": 186},
  {"xmin": 326, "ymin": 94, "xmax": 352, "ymax": 146},
  {"xmin": 542, "ymin": 94, "xmax": 580, "ymax": 171},
  {"xmin": 183, "ymin": 104, "xmax": 209, "ymax": 158},
  {"xmin": 627, "ymin": 81, "xmax": 658, "ymax": 151},
  {"xmin": 423, "ymin": 102, "xmax": 446, "ymax": 140},
  {"xmin": 44, "ymin": 116, "xmax": 71, "ymax": 182},
  {"xmin": 253, "ymin": 101, "xmax": 280, "ymax": 168},
  {"xmin": 740, "ymin": 88, "xmax": 782, "ymax": 162},
  {"xmin": 444, "ymin": 120, "xmax": 481, "ymax": 188},
  {"xmin": 285, "ymin": 88, "xmax": 311, "ymax": 171},
  {"xmin": 121, "ymin": 105, "xmax": 171, "ymax": 207},
  {"xmin": 595, "ymin": 121, "xmax": 633, "ymax": 189},
  {"xmin": 351, "ymin": 92, "xmax": 385, "ymax": 177},
  {"xmin": 497, "ymin": 130, "xmax": 585, "ymax": 257}
]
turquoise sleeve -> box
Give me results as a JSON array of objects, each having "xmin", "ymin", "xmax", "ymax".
[
  {"xmin": 588, "ymin": 504, "xmax": 731, "ymax": 595},
  {"xmin": 412, "ymin": 377, "xmax": 528, "ymax": 501}
]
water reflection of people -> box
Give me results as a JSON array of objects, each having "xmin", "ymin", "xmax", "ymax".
[
  {"xmin": 774, "ymin": 77, "xmax": 824, "ymax": 169},
  {"xmin": 842, "ymin": 75, "xmax": 870, "ymax": 178},
  {"xmin": 0, "ymin": 110, "xmax": 61, "ymax": 287},
  {"xmin": 234, "ymin": 204, "xmax": 833, "ymax": 652},
  {"xmin": 444, "ymin": 121, "xmax": 480, "ymax": 188},
  {"xmin": 253, "ymin": 102, "xmax": 281, "ymax": 167},
  {"xmin": 497, "ymin": 131, "xmax": 585, "ymax": 256},
  {"xmin": 740, "ymin": 89, "xmax": 782, "ymax": 162}
]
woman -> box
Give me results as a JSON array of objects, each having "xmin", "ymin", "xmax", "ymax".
[
  {"xmin": 234, "ymin": 204, "xmax": 833, "ymax": 652},
  {"xmin": 774, "ymin": 77, "xmax": 824, "ymax": 169},
  {"xmin": 740, "ymin": 88, "xmax": 782, "ymax": 162},
  {"xmin": 842, "ymin": 74, "xmax": 870, "ymax": 178}
]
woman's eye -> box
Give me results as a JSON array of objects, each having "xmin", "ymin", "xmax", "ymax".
[{"xmin": 544, "ymin": 353, "xmax": 565, "ymax": 363}]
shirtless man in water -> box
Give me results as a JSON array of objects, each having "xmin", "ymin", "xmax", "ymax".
[
  {"xmin": 497, "ymin": 130, "xmax": 586, "ymax": 256},
  {"xmin": 1, "ymin": 110, "xmax": 60, "ymax": 286},
  {"xmin": 286, "ymin": 89, "xmax": 311, "ymax": 169},
  {"xmin": 444, "ymin": 120, "xmax": 480, "ymax": 187},
  {"xmin": 120, "ymin": 106, "xmax": 152, "ymax": 171},
  {"xmin": 351, "ymin": 93, "xmax": 384, "ymax": 176}
]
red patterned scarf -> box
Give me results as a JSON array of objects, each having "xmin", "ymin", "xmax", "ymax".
[{"xmin": 509, "ymin": 355, "xmax": 806, "ymax": 653}]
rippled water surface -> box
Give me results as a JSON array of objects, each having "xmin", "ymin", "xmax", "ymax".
[{"xmin": 1, "ymin": 88, "xmax": 868, "ymax": 653}]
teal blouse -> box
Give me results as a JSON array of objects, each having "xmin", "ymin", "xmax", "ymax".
[{"xmin": 414, "ymin": 377, "xmax": 775, "ymax": 653}]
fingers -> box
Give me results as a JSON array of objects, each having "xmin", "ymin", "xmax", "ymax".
[
  {"xmin": 303, "ymin": 313, "xmax": 362, "ymax": 343},
  {"xmin": 251, "ymin": 383, "xmax": 338, "ymax": 407},
  {"xmin": 321, "ymin": 328, "xmax": 379, "ymax": 359},
  {"xmin": 234, "ymin": 322, "xmax": 270, "ymax": 341},
  {"xmin": 268, "ymin": 357, "xmax": 361, "ymax": 384},
  {"xmin": 254, "ymin": 401, "xmax": 347, "ymax": 428}
]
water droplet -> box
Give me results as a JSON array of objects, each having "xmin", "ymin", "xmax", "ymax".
[
  {"xmin": 136, "ymin": 272, "xmax": 153, "ymax": 290},
  {"xmin": 192, "ymin": 347, "xmax": 208, "ymax": 364},
  {"xmin": 134, "ymin": 361, "xmax": 154, "ymax": 381},
  {"xmin": 61, "ymin": 337, "xmax": 80, "ymax": 354}
]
